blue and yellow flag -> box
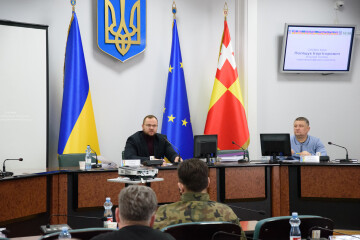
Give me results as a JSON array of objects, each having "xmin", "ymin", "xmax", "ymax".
[
  {"xmin": 58, "ymin": 12, "xmax": 100, "ymax": 155},
  {"xmin": 161, "ymin": 19, "xmax": 193, "ymax": 160}
]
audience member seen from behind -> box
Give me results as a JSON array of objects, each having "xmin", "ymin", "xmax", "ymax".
[
  {"xmin": 124, "ymin": 115, "xmax": 182, "ymax": 163},
  {"xmin": 91, "ymin": 185, "xmax": 175, "ymax": 240},
  {"xmin": 290, "ymin": 117, "xmax": 327, "ymax": 160},
  {"xmin": 153, "ymin": 158, "xmax": 247, "ymax": 240}
]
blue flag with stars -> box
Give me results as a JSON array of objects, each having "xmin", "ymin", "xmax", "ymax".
[{"xmin": 161, "ymin": 19, "xmax": 194, "ymax": 160}]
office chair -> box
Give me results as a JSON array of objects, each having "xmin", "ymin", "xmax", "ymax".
[
  {"xmin": 39, "ymin": 227, "xmax": 116, "ymax": 240},
  {"xmin": 161, "ymin": 221, "xmax": 243, "ymax": 240},
  {"xmin": 253, "ymin": 215, "xmax": 334, "ymax": 240}
]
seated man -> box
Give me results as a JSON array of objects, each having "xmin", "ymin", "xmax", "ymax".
[
  {"xmin": 153, "ymin": 159, "xmax": 247, "ymax": 240},
  {"xmin": 91, "ymin": 185, "xmax": 175, "ymax": 240},
  {"xmin": 124, "ymin": 115, "xmax": 181, "ymax": 163},
  {"xmin": 290, "ymin": 117, "xmax": 327, "ymax": 160}
]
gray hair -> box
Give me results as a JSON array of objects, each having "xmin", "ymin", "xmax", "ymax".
[{"xmin": 118, "ymin": 185, "xmax": 158, "ymax": 222}]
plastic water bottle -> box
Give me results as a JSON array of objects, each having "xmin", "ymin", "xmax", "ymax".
[
  {"xmin": 58, "ymin": 226, "xmax": 71, "ymax": 239},
  {"xmin": 103, "ymin": 197, "xmax": 113, "ymax": 228},
  {"xmin": 289, "ymin": 212, "xmax": 301, "ymax": 240},
  {"xmin": 85, "ymin": 145, "xmax": 91, "ymax": 170}
]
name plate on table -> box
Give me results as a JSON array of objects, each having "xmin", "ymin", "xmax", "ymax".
[
  {"xmin": 300, "ymin": 155, "xmax": 320, "ymax": 163},
  {"xmin": 122, "ymin": 159, "xmax": 141, "ymax": 167}
]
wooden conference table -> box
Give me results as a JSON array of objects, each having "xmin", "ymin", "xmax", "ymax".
[{"xmin": 1, "ymin": 161, "xmax": 360, "ymax": 237}]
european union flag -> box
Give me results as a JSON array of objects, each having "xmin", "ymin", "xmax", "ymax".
[{"xmin": 161, "ymin": 19, "xmax": 193, "ymax": 160}]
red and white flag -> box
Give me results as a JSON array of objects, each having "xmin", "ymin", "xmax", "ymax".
[{"xmin": 204, "ymin": 20, "xmax": 250, "ymax": 150}]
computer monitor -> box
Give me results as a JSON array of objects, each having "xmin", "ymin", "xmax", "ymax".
[
  {"xmin": 260, "ymin": 133, "xmax": 292, "ymax": 161},
  {"xmin": 193, "ymin": 135, "xmax": 217, "ymax": 164}
]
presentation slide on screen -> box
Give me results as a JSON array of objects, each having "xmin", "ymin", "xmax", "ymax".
[{"xmin": 283, "ymin": 26, "xmax": 353, "ymax": 71}]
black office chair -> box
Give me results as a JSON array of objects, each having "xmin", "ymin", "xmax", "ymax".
[
  {"xmin": 39, "ymin": 227, "xmax": 116, "ymax": 240},
  {"xmin": 161, "ymin": 221, "xmax": 243, "ymax": 240},
  {"xmin": 253, "ymin": 215, "xmax": 334, "ymax": 240}
]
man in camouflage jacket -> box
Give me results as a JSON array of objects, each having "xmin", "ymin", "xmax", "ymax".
[{"xmin": 153, "ymin": 159, "xmax": 247, "ymax": 240}]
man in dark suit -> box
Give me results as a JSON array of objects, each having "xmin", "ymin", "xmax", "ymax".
[{"xmin": 124, "ymin": 115, "xmax": 181, "ymax": 163}]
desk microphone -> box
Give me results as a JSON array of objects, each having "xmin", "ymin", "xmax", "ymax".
[
  {"xmin": 41, "ymin": 214, "xmax": 107, "ymax": 233},
  {"xmin": 232, "ymin": 141, "xmax": 249, "ymax": 161},
  {"xmin": 307, "ymin": 226, "xmax": 360, "ymax": 240},
  {"xmin": 328, "ymin": 142, "xmax": 354, "ymax": 162},
  {"xmin": 160, "ymin": 134, "xmax": 182, "ymax": 163},
  {"xmin": 88, "ymin": 145, "xmax": 101, "ymax": 168},
  {"xmin": 227, "ymin": 204, "xmax": 266, "ymax": 215},
  {"xmin": 1, "ymin": 158, "xmax": 23, "ymax": 177}
]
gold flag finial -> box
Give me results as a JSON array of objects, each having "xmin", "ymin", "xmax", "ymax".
[
  {"xmin": 71, "ymin": 0, "xmax": 76, "ymax": 12},
  {"xmin": 172, "ymin": 1, "xmax": 177, "ymax": 19},
  {"xmin": 223, "ymin": 2, "xmax": 228, "ymax": 20}
]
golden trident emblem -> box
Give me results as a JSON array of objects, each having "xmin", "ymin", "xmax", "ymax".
[{"xmin": 105, "ymin": 0, "xmax": 141, "ymax": 56}]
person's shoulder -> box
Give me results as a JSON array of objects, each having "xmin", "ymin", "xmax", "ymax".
[
  {"xmin": 309, "ymin": 135, "xmax": 321, "ymax": 142},
  {"xmin": 90, "ymin": 230, "xmax": 119, "ymax": 240},
  {"xmin": 157, "ymin": 202, "xmax": 180, "ymax": 211},
  {"xmin": 211, "ymin": 201, "xmax": 235, "ymax": 211},
  {"xmin": 128, "ymin": 131, "xmax": 143, "ymax": 139}
]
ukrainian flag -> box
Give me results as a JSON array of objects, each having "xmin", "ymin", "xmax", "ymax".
[
  {"xmin": 161, "ymin": 19, "xmax": 193, "ymax": 160},
  {"xmin": 58, "ymin": 12, "xmax": 100, "ymax": 155}
]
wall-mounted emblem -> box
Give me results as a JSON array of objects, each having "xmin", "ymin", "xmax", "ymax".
[{"xmin": 98, "ymin": 0, "xmax": 146, "ymax": 62}]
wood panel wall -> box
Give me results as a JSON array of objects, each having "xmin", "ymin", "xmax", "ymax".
[{"xmin": 0, "ymin": 176, "xmax": 47, "ymax": 222}]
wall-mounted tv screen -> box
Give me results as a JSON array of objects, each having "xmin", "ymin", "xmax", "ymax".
[{"xmin": 280, "ymin": 23, "xmax": 356, "ymax": 73}]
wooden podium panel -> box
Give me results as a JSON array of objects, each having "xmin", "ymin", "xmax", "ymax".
[
  {"xmin": 225, "ymin": 166, "xmax": 266, "ymax": 200},
  {"xmin": 208, "ymin": 168, "xmax": 217, "ymax": 201},
  {"xmin": 151, "ymin": 169, "xmax": 180, "ymax": 203},
  {"xmin": 51, "ymin": 174, "xmax": 68, "ymax": 224},
  {"xmin": 300, "ymin": 166, "xmax": 360, "ymax": 199},
  {"xmin": 77, "ymin": 172, "xmax": 123, "ymax": 208},
  {"xmin": 271, "ymin": 166, "xmax": 289, "ymax": 217},
  {"xmin": 151, "ymin": 168, "xmax": 218, "ymax": 203},
  {"xmin": 0, "ymin": 176, "xmax": 47, "ymax": 222}
]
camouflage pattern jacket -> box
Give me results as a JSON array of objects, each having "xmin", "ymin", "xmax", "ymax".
[{"xmin": 153, "ymin": 192, "xmax": 247, "ymax": 239}]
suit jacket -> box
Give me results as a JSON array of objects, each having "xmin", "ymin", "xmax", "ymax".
[{"xmin": 124, "ymin": 131, "xmax": 178, "ymax": 163}]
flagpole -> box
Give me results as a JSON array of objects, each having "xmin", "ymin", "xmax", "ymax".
[
  {"xmin": 224, "ymin": 2, "xmax": 228, "ymax": 20},
  {"xmin": 172, "ymin": 1, "xmax": 177, "ymax": 19},
  {"xmin": 71, "ymin": 0, "xmax": 76, "ymax": 12}
]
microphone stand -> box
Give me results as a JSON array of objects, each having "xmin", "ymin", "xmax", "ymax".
[
  {"xmin": 1, "ymin": 158, "xmax": 23, "ymax": 178},
  {"xmin": 89, "ymin": 146, "xmax": 101, "ymax": 168},
  {"xmin": 328, "ymin": 142, "xmax": 354, "ymax": 163},
  {"xmin": 41, "ymin": 214, "xmax": 107, "ymax": 234},
  {"xmin": 161, "ymin": 135, "xmax": 182, "ymax": 163},
  {"xmin": 232, "ymin": 141, "xmax": 249, "ymax": 161},
  {"xmin": 227, "ymin": 204, "xmax": 266, "ymax": 215}
]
